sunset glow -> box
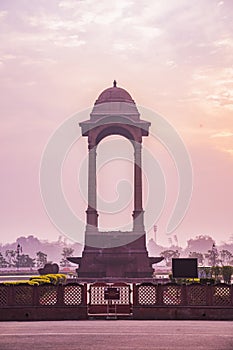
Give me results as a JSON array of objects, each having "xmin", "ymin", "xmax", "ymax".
[{"xmin": 0, "ymin": 0, "xmax": 232, "ymax": 247}]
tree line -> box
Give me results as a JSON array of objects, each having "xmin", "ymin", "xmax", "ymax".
[
  {"xmin": 0, "ymin": 247, "xmax": 74, "ymax": 269},
  {"xmin": 160, "ymin": 246, "xmax": 233, "ymax": 267}
]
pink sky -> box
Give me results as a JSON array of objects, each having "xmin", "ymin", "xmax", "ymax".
[{"xmin": 0, "ymin": 0, "xmax": 233, "ymax": 247}]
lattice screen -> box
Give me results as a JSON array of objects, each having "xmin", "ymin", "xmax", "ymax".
[
  {"xmin": 14, "ymin": 285, "xmax": 33, "ymax": 306},
  {"xmin": 138, "ymin": 285, "xmax": 157, "ymax": 305},
  {"xmin": 213, "ymin": 285, "xmax": 231, "ymax": 306},
  {"xmin": 187, "ymin": 285, "xmax": 207, "ymax": 305},
  {"xmin": 90, "ymin": 286, "xmax": 108, "ymax": 305},
  {"xmin": 112, "ymin": 286, "xmax": 130, "ymax": 305},
  {"xmin": 0, "ymin": 286, "xmax": 8, "ymax": 306},
  {"xmin": 162, "ymin": 285, "xmax": 182, "ymax": 305},
  {"xmin": 64, "ymin": 285, "xmax": 82, "ymax": 305},
  {"xmin": 39, "ymin": 286, "xmax": 57, "ymax": 305},
  {"xmin": 89, "ymin": 285, "xmax": 130, "ymax": 305}
]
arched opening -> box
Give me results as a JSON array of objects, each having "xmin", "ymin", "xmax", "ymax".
[
  {"xmin": 96, "ymin": 124, "xmax": 135, "ymax": 145},
  {"xmin": 96, "ymin": 135, "xmax": 134, "ymax": 231}
]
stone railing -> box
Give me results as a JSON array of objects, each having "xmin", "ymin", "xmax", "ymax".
[
  {"xmin": 0, "ymin": 283, "xmax": 87, "ymax": 321},
  {"xmin": 133, "ymin": 283, "xmax": 233, "ymax": 320},
  {"xmin": 1, "ymin": 282, "xmax": 233, "ymax": 320}
]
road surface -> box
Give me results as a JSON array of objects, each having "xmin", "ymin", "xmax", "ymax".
[{"xmin": 0, "ymin": 320, "xmax": 232, "ymax": 350}]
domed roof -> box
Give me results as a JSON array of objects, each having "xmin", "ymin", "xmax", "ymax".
[{"xmin": 95, "ymin": 80, "xmax": 135, "ymax": 105}]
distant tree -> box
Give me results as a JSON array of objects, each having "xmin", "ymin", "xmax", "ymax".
[
  {"xmin": 188, "ymin": 251, "xmax": 204, "ymax": 266},
  {"xmin": 219, "ymin": 250, "xmax": 233, "ymax": 266},
  {"xmin": 60, "ymin": 247, "xmax": 74, "ymax": 267},
  {"xmin": 186, "ymin": 235, "xmax": 215, "ymax": 254},
  {"xmin": 205, "ymin": 244, "xmax": 220, "ymax": 266},
  {"xmin": 160, "ymin": 249, "xmax": 180, "ymax": 267},
  {"xmin": 17, "ymin": 254, "xmax": 35, "ymax": 268},
  {"xmin": 210, "ymin": 265, "xmax": 221, "ymax": 282},
  {"xmin": 0, "ymin": 252, "xmax": 8, "ymax": 268},
  {"xmin": 222, "ymin": 266, "xmax": 233, "ymax": 284},
  {"xmin": 5, "ymin": 250, "xmax": 17, "ymax": 267},
  {"xmin": 199, "ymin": 266, "xmax": 211, "ymax": 278},
  {"xmin": 36, "ymin": 251, "xmax": 48, "ymax": 268}
]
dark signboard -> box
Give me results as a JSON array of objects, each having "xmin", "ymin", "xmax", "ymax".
[
  {"xmin": 172, "ymin": 258, "xmax": 198, "ymax": 278},
  {"xmin": 104, "ymin": 287, "xmax": 120, "ymax": 300}
]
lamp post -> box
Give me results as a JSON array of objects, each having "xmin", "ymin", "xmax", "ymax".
[
  {"xmin": 211, "ymin": 244, "xmax": 218, "ymax": 266},
  {"xmin": 16, "ymin": 244, "xmax": 22, "ymax": 270}
]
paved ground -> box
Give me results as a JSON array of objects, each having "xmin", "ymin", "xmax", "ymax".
[{"xmin": 0, "ymin": 320, "xmax": 232, "ymax": 350}]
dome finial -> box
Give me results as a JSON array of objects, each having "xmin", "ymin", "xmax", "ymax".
[{"xmin": 113, "ymin": 80, "xmax": 117, "ymax": 87}]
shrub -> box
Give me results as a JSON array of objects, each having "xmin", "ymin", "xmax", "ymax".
[
  {"xmin": 222, "ymin": 266, "xmax": 233, "ymax": 284},
  {"xmin": 1, "ymin": 273, "xmax": 67, "ymax": 286},
  {"xmin": 200, "ymin": 278, "xmax": 215, "ymax": 285},
  {"xmin": 44, "ymin": 274, "xmax": 66, "ymax": 285},
  {"xmin": 2, "ymin": 280, "xmax": 31, "ymax": 286},
  {"xmin": 29, "ymin": 277, "xmax": 51, "ymax": 285},
  {"xmin": 56, "ymin": 274, "xmax": 67, "ymax": 283},
  {"xmin": 45, "ymin": 274, "xmax": 59, "ymax": 284}
]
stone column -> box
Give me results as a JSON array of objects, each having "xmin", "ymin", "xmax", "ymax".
[
  {"xmin": 133, "ymin": 141, "xmax": 144, "ymax": 231},
  {"xmin": 86, "ymin": 142, "xmax": 98, "ymax": 231}
]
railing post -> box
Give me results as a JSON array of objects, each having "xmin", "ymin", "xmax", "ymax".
[
  {"xmin": 133, "ymin": 284, "xmax": 138, "ymax": 306},
  {"xmin": 182, "ymin": 284, "xmax": 188, "ymax": 306},
  {"xmin": 82, "ymin": 284, "xmax": 88, "ymax": 306},
  {"xmin": 157, "ymin": 284, "xmax": 163, "ymax": 306},
  {"xmin": 33, "ymin": 285, "xmax": 39, "ymax": 306},
  {"xmin": 57, "ymin": 285, "xmax": 64, "ymax": 306},
  {"xmin": 88, "ymin": 284, "xmax": 91, "ymax": 308},
  {"xmin": 207, "ymin": 284, "xmax": 213, "ymax": 306},
  {"xmin": 9, "ymin": 285, "xmax": 15, "ymax": 306},
  {"xmin": 231, "ymin": 284, "xmax": 233, "ymax": 306}
]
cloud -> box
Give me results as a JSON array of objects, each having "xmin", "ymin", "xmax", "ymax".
[
  {"xmin": 211, "ymin": 131, "xmax": 233, "ymax": 138},
  {"xmin": 53, "ymin": 35, "xmax": 85, "ymax": 47},
  {"xmin": 226, "ymin": 149, "xmax": 233, "ymax": 155},
  {"xmin": 187, "ymin": 64, "xmax": 233, "ymax": 113},
  {"xmin": 1, "ymin": 54, "xmax": 17, "ymax": 60},
  {"xmin": 58, "ymin": 0, "xmax": 85, "ymax": 9},
  {"xmin": 0, "ymin": 10, "xmax": 7, "ymax": 20},
  {"xmin": 28, "ymin": 15, "xmax": 79, "ymax": 31},
  {"xmin": 214, "ymin": 37, "xmax": 233, "ymax": 48}
]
